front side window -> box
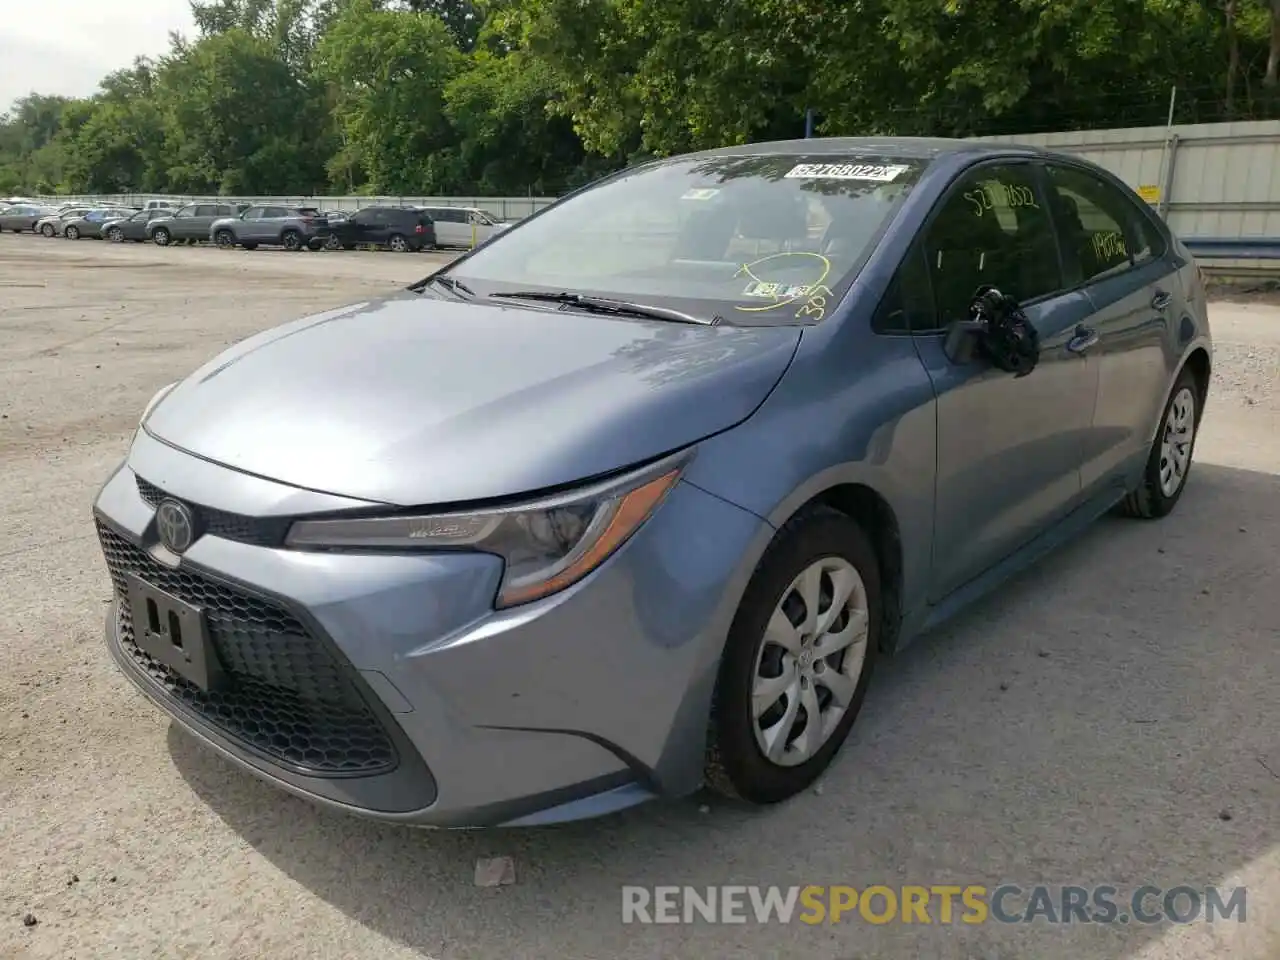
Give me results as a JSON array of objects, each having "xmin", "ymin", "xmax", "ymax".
[
  {"xmin": 442, "ymin": 154, "xmax": 926, "ymax": 325},
  {"xmin": 921, "ymin": 163, "xmax": 1063, "ymax": 325},
  {"xmin": 1045, "ymin": 165, "xmax": 1155, "ymax": 283},
  {"xmin": 241, "ymin": 207, "xmax": 265, "ymax": 220},
  {"xmin": 175, "ymin": 205, "xmax": 195, "ymax": 218},
  {"xmin": 194, "ymin": 204, "xmax": 218, "ymax": 217}
]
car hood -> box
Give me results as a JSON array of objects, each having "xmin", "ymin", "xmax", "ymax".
[{"xmin": 144, "ymin": 293, "xmax": 801, "ymax": 506}]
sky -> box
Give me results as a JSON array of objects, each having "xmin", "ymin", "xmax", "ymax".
[{"xmin": 1, "ymin": 0, "xmax": 196, "ymax": 114}]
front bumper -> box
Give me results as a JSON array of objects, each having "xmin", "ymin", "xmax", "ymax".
[{"xmin": 93, "ymin": 432, "xmax": 769, "ymax": 826}]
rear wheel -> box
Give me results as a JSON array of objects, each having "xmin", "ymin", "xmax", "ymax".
[
  {"xmin": 705, "ymin": 507, "xmax": 880, "ymax": 804},
  {"xmin": 1118, "ymin": 366, "xmax": 1201, "ymax": 519},
  {"xmin": 281, "ymin": 229, "xmax": 302, "ymax": 251},
  {"xmin": 387, "ymin": 233, "xmax": 409, "ymax": 252},
  {"xmin": 214, "ymin": 229, "xmax": 235, "ymax": 249},
  {"xmin": 152, "ymin": 227, "xmax": 170, "ymax": 246}
]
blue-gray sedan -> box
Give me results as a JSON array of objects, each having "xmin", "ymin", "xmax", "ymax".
[{"xmin": 92, "ymin": 137, "xmax": 1211, "ymax": 827}]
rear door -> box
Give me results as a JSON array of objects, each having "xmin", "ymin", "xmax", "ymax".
[
  {"xmin": 1043, "ymin": 163, "xmax": 1178, "ymax": 494},
  {"xmin": 907, "ymin": 159, "xmax": 1099, "ymax": 601},
  {"xmin": 427, "ymin": 207, "xmax": 465, "ymax": 246}
]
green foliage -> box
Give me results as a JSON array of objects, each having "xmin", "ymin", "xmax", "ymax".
[{"xmin": 0, "ymin": 0, "xmax": 1277, "ymax": 197}]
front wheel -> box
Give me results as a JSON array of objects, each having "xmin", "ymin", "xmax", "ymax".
[
  {"xmin": 64, "ymin": 226, "xmax": 80, "ymax": 239},
  {"xmin": 1118, "ymin": 366, "xmax": 1202, "ymax": 519},
  {"xmin": 152, "ymin": 227, "xmax": 170, "ymax": 246},
  {"xmin": 324, "ymin": 234, "xmax": 342, "ymax": 251},
  {"xmin": 705, "ymin": 506, "xmax": 880, "ymax": 804},
  {"xmin": 107, "ymin": 227, "xmax": 124, "ymax": 243},
  {"xmin": 214, "ymin": 229, "xmax": 235, "ymax": 249},
  {"xmin": 387, "ymin": 233, "xmax": 409, "ymax": 253},
  {"xmin": 41, "ymin": 224, "xmax": 55, "ymax": 237}
]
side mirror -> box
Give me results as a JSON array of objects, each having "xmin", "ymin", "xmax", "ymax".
[{"xmin": 943, "ymin": 319, "xmax": 988, "ymax": 365}]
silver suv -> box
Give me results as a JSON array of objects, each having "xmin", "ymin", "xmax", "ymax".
[{"xmin": 210, "ymin": 206, "xmax": 332, "ymax": 251}]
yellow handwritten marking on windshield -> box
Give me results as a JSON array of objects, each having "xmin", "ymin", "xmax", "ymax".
[{"xmin": 733, "ymin": 252, "xmax": 832, "ymax": 313}]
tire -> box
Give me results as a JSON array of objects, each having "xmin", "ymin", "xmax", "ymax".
[
  {"xmin": 1118, "ymin": 366, "xmax": 1202, "ymax": 519},
  {"xmin": 281, "ymin": 230, "xmax": 302, "ymax": 251},
  {"xmin": 342, "ymin": 243, "xmax": 355, "ymax": 251},
  {"xmin": 64, "ymin": 226, "xmax": 80, "ymax": 239},
  {"xmin": 214, "ymin": 229, "xmax": 235, "ymax": 249},
  {"xmin": 241, "ymin": 242, "xmax": 258, "ymax": 251},
  {"xmin": 107, "ymin": 227, "xmax": 124, "ymax": 243},
  {"xmin": 705, "ymin": 506, "xmax": 880, "ymax": 804},
  {"xmin": 152, "ymin": 227, "xmax": 170, "ymax": 246},
  {"xmin": 325, "ymin": 235, "xmax": 342, "ymax": 251},
  {"xmin": 41, "ymin": 224, "xmax": 55, "ymax": 237},
  {"xmin": 307, "ymin": 238, "xmax": 323, "ymax": 251},
  {"xmin": 388, "ymin": 233, "xmax": 409, "ymax": 252}
]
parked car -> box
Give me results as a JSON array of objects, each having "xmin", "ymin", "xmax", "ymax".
[
  {"xmin": 147, "ymin": 202, "xmax": 249, "ymax": 245},
  {"xmin": 325, "ymin": 205, "xmax": 436, "ymax": 252},
  {"xmin": 62, "ymin": 207, "xmax": 139, "ymax": 240},
  {"xmin": 36, "ymin": 207, "xmax": 94, "ymax": 237},
  {"xmin": 417, "ymin": 205, "xmax": 511, "ymax": 248},
  {"xmin": 92, "ymin": 136, "xmax": 1210, "ymax": 828},
  {"xmin": 0, "ymin": 203, "xmax": 57, "ymax": 232},
  {"xmin": 210, "ymin": 205, "xmax": 332, "ymax": 251},
  {"xmin": 102, "ymin": 208, "xmax": 175, "ymax": 243}
]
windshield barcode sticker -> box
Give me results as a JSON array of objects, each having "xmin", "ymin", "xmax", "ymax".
[{"xmin": 784, "ymin": 163, "xmax": 909, "ymax": 182}]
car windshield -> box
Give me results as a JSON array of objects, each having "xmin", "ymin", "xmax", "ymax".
[{"xmin": 439, "ymin": 153, "xmax": 926, "ymax": 325}]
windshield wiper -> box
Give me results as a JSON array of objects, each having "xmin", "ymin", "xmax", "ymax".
[
  {"xmin": 415, "ymin": 275, "xmax": 477, "ymax": 299},
  {"xmin": 488, "ymin": 291, "xmax": 717, "ymax": 325}
]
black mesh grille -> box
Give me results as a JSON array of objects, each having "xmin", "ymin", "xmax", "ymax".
[
  {"xmin": 135, "ymin": 476, "xmax": 291, "ymax": 547},
  {"xmin": 97, "ymin": 520, "xmax": 397, "ymax": 777}
]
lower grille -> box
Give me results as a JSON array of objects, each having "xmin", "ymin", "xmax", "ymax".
[{"xmin": 97, "ymin": 521, "xmax": 397, "ymax": 777}]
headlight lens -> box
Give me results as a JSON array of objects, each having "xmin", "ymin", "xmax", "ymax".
[{"xmin": 285, "ymin": 457, "xmax": 686, "ymax": 608}]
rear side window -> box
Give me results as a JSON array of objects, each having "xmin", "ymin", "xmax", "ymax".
[
  {"xmin": 1044, "ymin": 165, "xmax": 1164, "ymax": 283},
  {"xmin": 920, "ymin": 163, "xmax": 1063, "ymax": 325},
  {"xmin": 264, "ymin": 207, "xmax": 290, "ymax": 218}
]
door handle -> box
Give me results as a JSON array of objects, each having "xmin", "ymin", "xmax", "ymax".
[
  {"xmin": 1067, "ymin": 326, "xmax": 1099, "ymax": 355},
  {"xmin": 1151, "ymin": 290, "xmax": 1172, "ymax": 310}
]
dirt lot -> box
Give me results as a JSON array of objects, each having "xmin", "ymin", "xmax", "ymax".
[{"xmin": 1, "ymin": 234, "xmax": 1277, "ymax": 960}]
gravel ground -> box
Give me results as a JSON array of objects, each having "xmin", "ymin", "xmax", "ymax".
[{"xmin": 1, "ymin": 235, "xmax": 1277, "ymax": 960}]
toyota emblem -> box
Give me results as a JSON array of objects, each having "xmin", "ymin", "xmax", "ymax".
[{"xmin": 155, "ymin": 499, "xmax": 197, "ymax": 553}]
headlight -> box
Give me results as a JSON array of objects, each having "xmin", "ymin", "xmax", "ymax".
[{"xmin": 285, "ymin": 455, "xmax": 687, "ymax": 608}]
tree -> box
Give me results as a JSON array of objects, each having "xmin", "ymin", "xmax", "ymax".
[
  {"xmin": 315, "ymin": 0, "xmax": 464, "ymax": 192},
  {"xmin": 152, "ymin": 29, "xmax": 329, "ymax": 193}
]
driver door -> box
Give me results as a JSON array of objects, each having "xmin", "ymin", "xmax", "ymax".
[{"xmin": 907, "ymin": 161, "xmax": 1100, "ymax": 602}]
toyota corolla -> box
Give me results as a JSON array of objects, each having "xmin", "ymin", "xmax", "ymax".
[{"xmin": 93, "ymin": 137, "xmax": 1211, "ymax": 827}]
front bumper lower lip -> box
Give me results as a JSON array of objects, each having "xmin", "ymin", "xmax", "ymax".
[{"xmin": 103, "ymin": 599, "xmax": 656, "ymax": 827}]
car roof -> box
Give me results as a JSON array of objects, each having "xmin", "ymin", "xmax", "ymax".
[{"xmin": 680, "ymin": 135, "xmax": 1044, "ymax": 162}]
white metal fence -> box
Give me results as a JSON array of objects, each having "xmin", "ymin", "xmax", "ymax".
[
  {"xmin": 20, "ymin": 119, "xmax": 1280, "ymax": 244},
  {"xmin": 974, "ymin": 119, "xmax": 1280, "ymax": 241}
]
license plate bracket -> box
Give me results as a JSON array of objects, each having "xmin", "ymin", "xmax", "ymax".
[{"xmin": 125, "ymin": 574, "xmax": 226, "ymax": 692}]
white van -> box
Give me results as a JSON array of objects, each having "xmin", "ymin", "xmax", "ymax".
[{"xmin": 418, "ymin": 206, "xmax": 511, "ymax": 248}]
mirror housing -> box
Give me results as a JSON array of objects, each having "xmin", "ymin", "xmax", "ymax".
[{"xmin": 943, "ymin": 319, "xmax": 987, "ymax": 365}]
